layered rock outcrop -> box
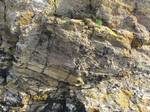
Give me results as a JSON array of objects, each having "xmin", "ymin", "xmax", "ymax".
[{"xmin": 0, "ymin": 0, "xmax": 150, "ymax": 112}]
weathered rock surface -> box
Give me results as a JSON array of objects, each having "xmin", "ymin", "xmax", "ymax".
[{"xmin": 0, "ymin": 0, "xmax": 150, "ymax": 112}]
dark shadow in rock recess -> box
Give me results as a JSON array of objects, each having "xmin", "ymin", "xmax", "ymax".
[{"xmin": 35, "ymin": 84, "xmax": 87, "ymax": 112}]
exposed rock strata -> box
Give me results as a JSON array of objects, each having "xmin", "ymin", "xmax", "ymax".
[{"xmin": 0, "ymin": 0, "xmax": 150, "ymax": 112}]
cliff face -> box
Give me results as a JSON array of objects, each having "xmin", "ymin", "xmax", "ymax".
[{"xmin": 0, "ymin": 0, "xmax": 150, "ymax": 112}]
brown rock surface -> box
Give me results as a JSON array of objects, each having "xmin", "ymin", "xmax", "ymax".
[{"xmin": 0, "ymin": 0, "xmax": 150, "ymax": 112}]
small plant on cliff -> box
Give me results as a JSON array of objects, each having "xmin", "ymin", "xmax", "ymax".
[{"xmin": 95, "ymin": 18, "xmax": 103, "ymax": 26}]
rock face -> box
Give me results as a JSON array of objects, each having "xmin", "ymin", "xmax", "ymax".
[{"xmin": 0, "ymin": 0, "xmax": 150, "ymax": 112}]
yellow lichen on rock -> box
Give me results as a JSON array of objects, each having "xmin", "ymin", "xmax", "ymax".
[
  {"xmin": 19, "ymin": 94, "xmax": 30, "ymax": 112},
  {"xmin": 94, "ymin": 26, "xmax": 131, "ymax": 49},
  {"xmin": 122, "ymin": 89, "xmax": 133, "ymax": 98},
  {"xmin": 100, "ymin": 93, "xmax": 113, "ymax": 103},
  {"xmin": 32, "ymin": 94, "xmax": 48, "ymax": 101},
  {"xmin": 85, "ymin": 89, "xmax": 98, "ymax": 99},
  {"xmin": 47, "ymin": 0, "xmax": 59, "ymax": 8},
  {"xmin": 18, "ymin": 11, "xmax": 34, "ymax": 26},
  {"xmin": 116, "ymin": 90, "xmax": 130, "ymax": 109}
]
